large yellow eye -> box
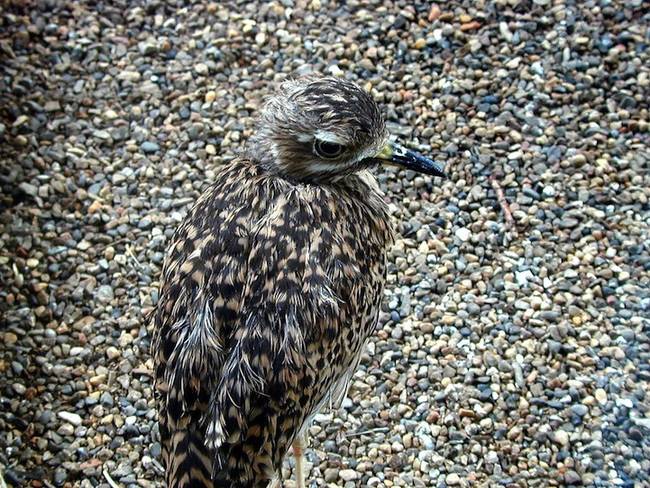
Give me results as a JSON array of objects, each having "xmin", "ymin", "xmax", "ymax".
[{"xmin": 314, "ymin": 140, "xmax": 344, "ymax": 159}]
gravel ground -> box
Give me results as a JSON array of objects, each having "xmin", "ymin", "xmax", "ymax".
[{"xmin": 1, "ymin": 1, "xmax": 649, "ymax": 487}]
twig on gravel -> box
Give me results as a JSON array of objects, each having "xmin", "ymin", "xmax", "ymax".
[
  {"xmin": 345, "ymin": 427, "xmax": 390, "ymax": 438},
  {"xmin": 489, "ymin": 174, "xmax": 515, "ymax": 228},
  {"xmin": 126, "ymin": 244, "xmax": 142, "ymax": 268},
  {"xmin": 103, "ymin": 469, "xmax": 121, "ymax": 488},
  {"xmin": 93, "ymin": 237, "xmax": 132, "ymax": 253},
  {"xmin": 467, "ymin": 147, "xmax": 516, "ymax": 230}
]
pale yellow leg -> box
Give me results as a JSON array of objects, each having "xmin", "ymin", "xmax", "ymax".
[
  {"xmin": 269, "ymin": 476, "xmax": 281, "ymax": 488},
  {"xmin": 292, "ymin": 434, "xmax": 307, "ymax": 488}
]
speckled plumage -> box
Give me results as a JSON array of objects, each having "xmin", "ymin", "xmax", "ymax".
[{"xmin": 152, "ymin": 77, "xmax": 442, "ymax": 488}]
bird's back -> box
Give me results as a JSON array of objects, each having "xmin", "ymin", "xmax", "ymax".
[{"xmin": 152, "ymin": 159, "xmax": 393, "ymax": 487}]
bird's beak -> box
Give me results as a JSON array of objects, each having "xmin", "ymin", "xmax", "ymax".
[{"xmin": 375, "ymin": 142, "xmax": 446, "ymax": 178}]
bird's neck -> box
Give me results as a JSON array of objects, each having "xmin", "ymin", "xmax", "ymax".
[{"xmin": 245, "ymin": 132, "xmax": 275, "ymax": 168}]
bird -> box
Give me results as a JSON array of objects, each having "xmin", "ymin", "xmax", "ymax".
[{"xmin": 151, "ymin": 76, "xmax": 445, "ymax": 488}]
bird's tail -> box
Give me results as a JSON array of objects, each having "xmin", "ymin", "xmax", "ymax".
[{"xmin": 161, "ymin": 415, "xmax": 214, "ymax": 488}]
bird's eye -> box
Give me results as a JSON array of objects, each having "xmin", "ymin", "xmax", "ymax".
[{"xmin": 314, "ymin": 140, "xmax": 344, "ymax": 159}]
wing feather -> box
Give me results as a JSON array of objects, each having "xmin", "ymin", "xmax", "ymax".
[{"xmin": 153, "ymin": 164, "xmax": 392, "ymax": 487}]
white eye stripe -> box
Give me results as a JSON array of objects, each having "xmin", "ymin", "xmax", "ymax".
[
  {"xmin": 308, "ymin": 161, "xmax": 339, "ymax": 173},
  {"xmin": 314, "ymin": 130, "xmax": 346, "ymax": 145},
  {"xmin": 296, "ymin": 133, "xmax": 312, "ymax": 143},
  {"xmin": 305, "ymin": 159, "xmax": 357, "ymax": 175},
  {"xmin": 295, "ymin": 131, "xmax": 346, "ymax": 145}
]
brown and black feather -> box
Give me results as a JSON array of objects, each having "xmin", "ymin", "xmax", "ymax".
[{"xmin": 152, "ymin": 151, "xmax": 393, "ymax": 487}]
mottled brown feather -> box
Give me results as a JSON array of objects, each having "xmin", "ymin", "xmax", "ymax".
[{"xmin": 152, "ymin": 157, "xmax": 394, "ymax": 487}]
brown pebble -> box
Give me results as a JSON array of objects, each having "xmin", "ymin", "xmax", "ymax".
[
  {"xmin": 413, "ymin": 38, "xmax": 426, "ymax": 49},
  {"xmin": 428, "ymin": 5, "xmax": 441, "ymax": 21},
  {"xmin": 427, "ymin": 411, "xmax": 440, "ymax": 423},
  {"xmin": 88, "ymin": 200, "xmax": 103, "ymax": 214},
  {"xmin": 461, "ymin": 21, "xmax": 481, "ymax": 31},
  {"xmin": 4, "ymin": 332, "xmax": 18, "ymax": 345},
  {"xmin": 459, "ymin": 408, "xmax": 476, "ymax": 418}
]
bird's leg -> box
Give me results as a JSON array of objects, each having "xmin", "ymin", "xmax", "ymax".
[{"xmin": 292, "ymin": 434, "xmax": 307, "ymax": 488}]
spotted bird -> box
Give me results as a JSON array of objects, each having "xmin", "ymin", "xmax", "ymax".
[{"xmin": 151, "ymin": 76, "xmax": 445, "ymax": 488}]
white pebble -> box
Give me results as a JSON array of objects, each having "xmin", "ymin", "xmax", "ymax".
[
  {"xmin": 551, "ymin": 429, "xmax": 569, "ymax": 446},
  {"xmin": 446, "ymin": 473, "xmax": 461, "ymax": 485},
  {"xmin": 58, "ymin": 411, "xmax": 83, "ymax": 426},
  {"xmin": 455, "ymin": 227, "xmax": 471, "ymax": 242},
  {"xmin": 339, "ymin": 469, "xmax": 359, "ymax": 482}
]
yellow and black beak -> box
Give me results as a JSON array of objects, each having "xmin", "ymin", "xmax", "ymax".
[{"xmin": 375, "ymin": 142, "xmax": 446, "ymax": 178}]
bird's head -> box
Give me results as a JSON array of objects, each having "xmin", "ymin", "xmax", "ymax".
[{"xmin": 249, "ymin": 76, "xmax": 446, "ymax": 183}]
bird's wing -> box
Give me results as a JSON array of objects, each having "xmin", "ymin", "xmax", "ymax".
[
  {"xmin": 153, "ymin": 168, "xmax": 391, "ymax": 486},
  {"xmin": 205, "ymin": 190, "xmax": 323, "ymax": 480},
  {"xmin": 152, "ymin": 163, "xmax": 271, "ymax": 486},
  {"xmin": 205, "ymin": 185, "xmax": 391, "ymax": 484}
]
